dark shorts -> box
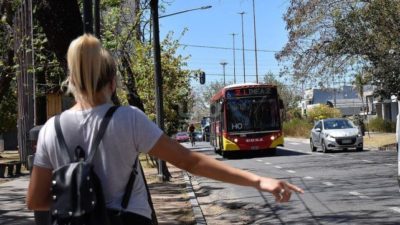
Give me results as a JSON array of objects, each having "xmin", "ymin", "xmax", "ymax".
[{"xmin": 107, "ymin": 209, "xmax": 152, "ymax": 225}]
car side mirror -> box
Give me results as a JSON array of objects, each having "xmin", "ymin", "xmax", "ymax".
[{"xmin": 315, "ymin": 128, "xmax": 321, "ymax": 132}]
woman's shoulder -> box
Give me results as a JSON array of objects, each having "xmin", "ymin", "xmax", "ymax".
[{"xmin": 116, "ymin": 105, "xmax": 145, "ymax": 115}]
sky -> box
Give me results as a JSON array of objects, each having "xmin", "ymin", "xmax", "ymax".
[{"xmin": 158, "ymin": 0, "xmax": 291, "ymax": 88}]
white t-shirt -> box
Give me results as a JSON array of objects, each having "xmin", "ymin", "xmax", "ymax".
[{"xmin": 34, "ymin": 103, "xmax": 163, "ymax": 219}]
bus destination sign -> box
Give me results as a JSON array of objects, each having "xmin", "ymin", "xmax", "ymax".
[{"xmin": 226, "ymin": 87, "xmax": 276, "ymax": 98}]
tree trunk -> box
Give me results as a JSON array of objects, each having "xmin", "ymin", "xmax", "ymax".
[
  {"xmin": 0, "ymin": 50, "xmax": 14, "ymax": 104},
  {"xmin": 0, "ymin": 1, "xmax": 15, "ymax": 104},
  {"xmin": 120, "ymin": 54, "xmax": 145, "ymax": 112}
]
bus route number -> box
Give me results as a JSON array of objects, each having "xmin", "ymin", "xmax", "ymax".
[{"xmin": 231, "ymin": 123, "xmax": 243, "ymax": 130}]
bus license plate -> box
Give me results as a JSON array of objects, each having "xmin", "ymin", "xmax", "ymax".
[{"xmin": 251, "ymin": 146, "xmax": 259, "ymax": 150}]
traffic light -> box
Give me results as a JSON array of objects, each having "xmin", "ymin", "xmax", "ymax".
[{"xmin": 199, "ymin": 72, "xmax": 206, "ymax": 84}]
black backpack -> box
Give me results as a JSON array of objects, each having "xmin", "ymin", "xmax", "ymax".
[{"xmin": 50, "ymin": 106, "xmax": 139, "ymax": 225}]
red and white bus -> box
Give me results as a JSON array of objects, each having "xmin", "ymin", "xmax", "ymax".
[{"xmin": 209, "ymin": 83, "xmax": 284, "ymax": 156}]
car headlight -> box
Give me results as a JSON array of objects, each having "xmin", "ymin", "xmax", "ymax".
[{"xmin": 325, "ymin": 133, "xmax": 335, "ymax": 139}]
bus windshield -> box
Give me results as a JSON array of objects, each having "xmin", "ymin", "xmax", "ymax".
[{"xmin": 226, "ymin": 96, "xmax": 280, "ymax": 132}]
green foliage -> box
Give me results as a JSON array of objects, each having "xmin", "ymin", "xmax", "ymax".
[
  {"xmin": 286, "ymin": 108, "xmax": 303, "ymax": 120},
  {"xmin": 101, "ymin": 2, "xmax": 192, "ymax": 136},
  {"xmin": 306, "ymin": 104, "xmax": 342, "ymax": 122},
  {"xmin": 283, "ymin": 118, "xmax": 313, "ymax": 138},
  {"xmin": 0, "ymin": 84, "xmax": 17, "ymax": 133},
  {"xmin": 262, "ymin": 72, "xmax": 302, "ymax": 121},
  {"xmin": 278, "ymin": 0, "xmax": 400, "ymax": 98},
  {"xmin": 367, "ymin": 117, "xmax": 396, "ymax": 133}
]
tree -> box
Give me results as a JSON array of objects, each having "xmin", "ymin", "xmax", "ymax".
[
  {"xmin": 332, "ymin": 0, "xmax": 400, "ymax": 98},
  {"xmin": 0, "ymin": 0, "xmax": 18, "ymax": 133},
  {"xmin": 352, "ymin": 73, "xmax": 369, "ymax": 115},
  {"xmin": 277, "ymin": 0, "xmax": 400, "ymax": 98},
  {"xmin": 0, "ymin": 0, "xmax": 16, "ymax": 106},
  {"xmin": 32, "ymin": 0, "xmax": 83, "ymax": 70},
  {"xmin": 262, "ymin": 72, "xmax": 302, "ymax": 121}
]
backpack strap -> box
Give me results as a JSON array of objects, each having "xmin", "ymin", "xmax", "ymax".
[
  {"xmin": 87, "ymin": 105, "xmax": 119, "ymax": 163},
  {"xmin": 121, "ymin": 156, "xmax": 139, "ymax": 210},
  {"xmin": 54, "ymin": 115, "xmax": 75, "ymax": 162}
]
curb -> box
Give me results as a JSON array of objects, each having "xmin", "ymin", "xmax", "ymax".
[{"xmin": 183, "ymin": 172, "xmax": 207, "ymax": 225}]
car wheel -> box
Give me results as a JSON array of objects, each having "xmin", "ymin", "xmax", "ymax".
[
  {"xmin": 322, "ymin": 141, "xmax": 329, "ymax": 153},
  {"xmin": 310, "ymin": 139, "xmax": 317, "ymax": 152},
  {"xmin": 356, "ymin": 147, "xmax": 363, "ymax": 151}
]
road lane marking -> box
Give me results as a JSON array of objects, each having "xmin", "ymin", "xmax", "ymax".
[
  {"xmin": 286, "ymin": 170, "xmax": 296, "ymax": 173},
  {"xmin": 313, "ymin": 152, "xmax": 324, "ymax": 155},
  {"xmin": 389, "ymin": 207, "xmax": 400, "ymax": 213},
  {"xmin": 289, "ymin": 143, "xmax": 300, "ymax": 145},
  {"xmin": 385, "ymin": 163, "xmax": 394, "ymax": 166},
  {"xmin": 256, "ymin": 159, "xmax": 263, "ymax": 162},
  {"xmin": 349, "ymin": 191, "xmax": 370, "ymax": 199},
  {"xmin": 362, "ymin": 160, "xmax": 373, "ymax": 163},
  {"xmin": 274, "ymin": 166, "xmax": 282, "ymax": 169},
  {"xmin": 264, "ymin": 162, "xmax": 271, "ymax": 165},
  {"xmin": 322, "ymin": 182, "xmax": 334, "ymax": 186},
  {"xmin": 304, "ymin": 176, "xmax": 314, "ymax": 180},
  {"xmin": 327, "ymin": 154, "xmax": 337, "ymax": 157}
]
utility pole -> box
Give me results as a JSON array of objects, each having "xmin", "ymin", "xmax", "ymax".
[
  {"xmin": 150, "ymin": 0, "xmax": 168, "ymax": 181},
  {"xmin": 231, "ymin": 33, "xmax": 237, "ymax": 84},
  {"xmin": 238, "ymin": 12, "xmax": 246, "ymax": 83},
  {"xmin": 252, "ymin": 0, "xmax": 259, "ymax": 83},
  {"xmin": 220, "ymin": 61, "xmax": 228, "ymax": 86}
]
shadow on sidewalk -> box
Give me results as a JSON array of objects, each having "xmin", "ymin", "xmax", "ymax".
[{"xmin": 145, "ymin": 166, "xmax": 196, "ymax": 225}]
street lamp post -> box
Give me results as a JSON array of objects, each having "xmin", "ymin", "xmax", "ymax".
[
  {"xmin": 231, "ymin": 33, "xmax": 237, "ymax": 84},
  {"xmin": 238, "ymin": 12, "xmax": 246, "ymax": 83},
  {"xmin": 252, "ymin": 0, "xmax": 259, "ymax": 83},
  {"xmin": 220, "ymin": 61, "xmax": 228, "ymax": 85}
]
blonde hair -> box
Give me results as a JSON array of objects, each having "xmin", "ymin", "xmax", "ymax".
[{"xmin": 66, "ymin": 34, "xmax": 116, "ymax": 105}]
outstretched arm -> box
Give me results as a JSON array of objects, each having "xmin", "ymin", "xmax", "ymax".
[{"xmin": 148, "ymin": 134, "xmax": 303, "ymax": 202}]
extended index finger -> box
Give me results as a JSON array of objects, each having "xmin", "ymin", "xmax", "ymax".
[{"xmin": 286, "ymin": 182, "xmax": 304, "ymax": 194}]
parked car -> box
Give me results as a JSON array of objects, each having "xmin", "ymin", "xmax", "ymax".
[
  {"xmin": 175, "ymin": 132, "xmax": 190, "ymax": 142},
  {"xmin": 310, "ymin": 118, "xmax": 363, "ymax": 153}
]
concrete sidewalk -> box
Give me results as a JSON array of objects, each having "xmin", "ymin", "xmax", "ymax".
[
  {"xmin": 0, "ymin": 167, "xmax": 199, "ymax": 225},
  {"xmin": 0, "ymin": 175, "xmax": 35, "ymax": 225}
]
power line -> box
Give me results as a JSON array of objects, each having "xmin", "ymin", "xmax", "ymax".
[{"xmin": 179, "ymin": 43, "xmax": 279, "ymax": 53}]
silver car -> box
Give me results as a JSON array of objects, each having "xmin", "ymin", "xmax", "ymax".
[{"xmin": 310, "ymin": 118, "xmax": 363, "ymax": 153}]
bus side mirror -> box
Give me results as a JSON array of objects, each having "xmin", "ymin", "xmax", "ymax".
[{"xmin": 279, "ymin": 99, "xmax": 284, "ymax": 109}]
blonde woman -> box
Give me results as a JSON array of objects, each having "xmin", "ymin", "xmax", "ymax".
[{"xmin": 27, "ymin": 34, "xmax": 303, "ymax": 224}]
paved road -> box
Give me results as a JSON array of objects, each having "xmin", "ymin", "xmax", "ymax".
[{"xmin": 185, "ymin": 140, "xmax": 400, "ymax": 225}]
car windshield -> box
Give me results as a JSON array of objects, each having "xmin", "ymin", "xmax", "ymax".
[
  {"xmin": 323, "ymin": 120, "xmax": 355, "ymax": 130},
  {"xmin": 226, "ymin": 96, "xmax": 280, "ymax": 132}
]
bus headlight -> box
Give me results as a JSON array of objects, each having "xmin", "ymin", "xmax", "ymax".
[
  {"xmin": 234, "ymin": 138, "xmax": 238, "ymax": 143},
  {"xmin": 270, "ymin": 136, "xmax": 276, "ymax": 141}
]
